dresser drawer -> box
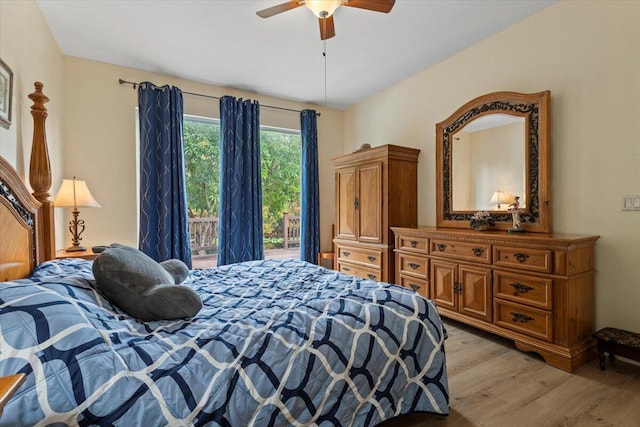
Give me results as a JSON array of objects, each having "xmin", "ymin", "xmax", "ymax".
[
  {"xmin": 493, "ymin": 246, "xmax": 552, "ymax": 273},
  {"xmin": 494, "ymin": 299, "xmax": 553, "ymax": 342},
  {"xmin": 398, "ymin": 254, "xmax": 428, "ymax": 278},
  {"xmin": 399, "ymin": 275, "xmax": 429, "ymax": 299},
  {"xmin": 336, "ymin": 245, "xmax": 383, "ymax": 269},
  {"xmin": 494, "ymin": 271, "xmax": 552, "ymax": 310},
  {"xmin": 430, "ymin": 239, "xmax": 491, "ymax": 264},
  {"xmin": 338, "ymin": 262, "xmax": 381, "ymax": 282},
  {"xmin": 396, "ymin": 235, "xmax": 429, "ymax": 253}
]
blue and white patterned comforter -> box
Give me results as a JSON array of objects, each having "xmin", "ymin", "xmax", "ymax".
[{"xmin": 0, "ymin": 258, "xmax": 449, "ymax": 426}]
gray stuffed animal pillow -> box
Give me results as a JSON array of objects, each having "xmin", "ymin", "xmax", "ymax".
[{"xmin": 92, "ymin": 244, "xmax": 202, "ymax": 321}]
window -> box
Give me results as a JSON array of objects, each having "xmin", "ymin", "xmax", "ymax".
[
  {"xmin": 182, "ymin": 116, "xmax": 301, "ymax": 267},
  {"xmin": 261, "ymin": 127, "xmax": 301, "ymax": 257},
  {"xmin": 183, "ymin": 116, "xmax": 220, "ymax": 267}
]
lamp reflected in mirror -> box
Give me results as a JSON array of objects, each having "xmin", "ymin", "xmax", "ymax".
[
  {"xmin": 54, "ymin": 177, "xmax": 100, "ymax": 251},
  {"xmin": 489, "ymin": 190, "xmax": 507, "ymax": 210}
]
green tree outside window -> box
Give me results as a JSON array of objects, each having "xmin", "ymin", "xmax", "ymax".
[{"xmin": 183, "ymin": 117, "xmax": 301, "ymax": 253}]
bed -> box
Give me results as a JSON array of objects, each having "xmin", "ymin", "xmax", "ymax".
[{"xmin": 0, "ymin": 83, "xmax": 449, "ymax": 426}]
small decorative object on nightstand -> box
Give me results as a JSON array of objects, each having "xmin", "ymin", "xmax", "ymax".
[
  {"xmin": 55, "ymin": 248, "xmax": 98, "ymax": 261},
  {"xmin": 0, "ymin": 374, "xmax": 26, "ymax": 415}
]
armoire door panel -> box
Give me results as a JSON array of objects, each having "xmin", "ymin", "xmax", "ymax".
[
  {"xmin": 357, "ymin": 163, "xmax": 382, "ymax": 243},
  {"xmin": 336, "ymin": 169, "xmax": 356, "ymax": 240}
]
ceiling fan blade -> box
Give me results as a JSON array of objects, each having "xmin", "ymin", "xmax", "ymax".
[
  {"xmin": 342, "ymin": 0, "xmax": 395, "ymax": 13},
  {"xmin": 256, "ymin": 1, "xmax": 302, "ymax": 18},
  {"xmin": 319, "ymin": 15, "xmax": 336, "ymax": 40}
]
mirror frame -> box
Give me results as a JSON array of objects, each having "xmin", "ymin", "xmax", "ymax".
[{"xmin": 436, "ymin": 91, "xmax": 551, "ymax": 233}]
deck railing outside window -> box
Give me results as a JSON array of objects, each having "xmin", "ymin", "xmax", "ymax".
[{"xmin": 189, "ymin": 213, "xmax": 300, "ymax": 257}]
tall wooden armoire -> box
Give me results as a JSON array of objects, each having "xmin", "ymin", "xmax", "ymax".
[{"xmin": 332, "ymin": 144, "xmax": 420, "ymax": 283}]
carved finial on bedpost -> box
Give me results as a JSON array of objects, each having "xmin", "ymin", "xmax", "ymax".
[{"xmin": 28, "ymin": 81, "xmax": 55, "ymax": 261}]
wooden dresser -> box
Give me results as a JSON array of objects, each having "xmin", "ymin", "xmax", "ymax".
[
  {"xmin": 392, "ymin": 226, "xmax": 599, "ymax": 372},
  {"xmin": 333, "ymin": 145, "xmax": 420, "ymax": 283}
]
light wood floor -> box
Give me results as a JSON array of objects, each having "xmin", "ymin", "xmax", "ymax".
[{"xmin": 381, "ymin": 320, "xmax": 640, "ymax": 427}]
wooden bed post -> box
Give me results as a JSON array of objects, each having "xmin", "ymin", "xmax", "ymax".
[{"xmin": 28, "ymin": 82, "xmax": 55, "ymax": 261}]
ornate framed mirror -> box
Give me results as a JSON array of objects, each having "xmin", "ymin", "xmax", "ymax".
[{"xmin": 436, "ymin": 91, "xmax": 551, "ymax": 233}]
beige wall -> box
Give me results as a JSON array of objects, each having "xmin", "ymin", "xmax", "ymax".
[
  {"xmin": 344, "ymin": 1, "xmax": 640, "ymax": 331},
  {"xmin": 62, "ymin": 57, "xmax": 343, "ymax": 253},
  {"xmin": 0, "ymin": 0, "xmax": 65, "ymax": 242}
]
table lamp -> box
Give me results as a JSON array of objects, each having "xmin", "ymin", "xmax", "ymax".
[{"xmin": 54, "ymin": 177, "xmax": 100, "ymax": 251}]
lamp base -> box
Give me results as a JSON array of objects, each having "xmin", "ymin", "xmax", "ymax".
[{"xmin": 65, "ymin": 245, "xmax": 87, "ymax": 252}]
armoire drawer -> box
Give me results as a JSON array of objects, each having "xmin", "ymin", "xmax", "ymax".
[
  {"xmin": 494, "ymin": 271, "xmax": 553, "ymax": 310},
  {"xmin": 494, "ymin": 299, "xmax": 553, "ymax": 342},
  {"xmin": 493, "ymin": 246, "xmax": 552, "ymax": 273},
  {"xmin": 398, "ymin": 253, "xmax": 428, "ymax": 278},
  {"xmin": 337, "ymin": 262, "xmax": 381, "ymax": 282},
  {"xmin": 336, "ymin": 245, "xmax": 383, "ymax": 269},
  {"xmin": 430, "ymin": 239, "xmax": 491, "ymax": 264},
  {"xmin": 399, "ymin": 275, "xmax": 429, "ymax": 299}
]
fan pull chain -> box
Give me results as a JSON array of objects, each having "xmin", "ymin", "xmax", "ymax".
[{"xmin": 323, "ymin": 40, "xmax": 327, "ymax": 106}]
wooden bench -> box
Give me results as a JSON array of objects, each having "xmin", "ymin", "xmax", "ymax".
[{"xmin": 593, "ymin": 327, "xmax": 640, "ymax": 370}]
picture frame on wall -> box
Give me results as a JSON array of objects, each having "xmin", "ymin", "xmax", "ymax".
[{"xmin": 0, "ymin": 58, "xmax": 14, "ymax": 129}]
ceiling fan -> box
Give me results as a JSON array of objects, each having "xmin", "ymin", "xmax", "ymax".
[{"xmin": 256, "ymin": 0, "xmax": 396, "ymax": 40}]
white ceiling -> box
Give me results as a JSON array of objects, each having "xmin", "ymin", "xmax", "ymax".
[{"xmin": 36, "ymin": 0, "xmax": 556, "ymax": 110}]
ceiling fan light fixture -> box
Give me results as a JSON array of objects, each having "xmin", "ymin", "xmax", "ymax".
[{"xmin": 305, "ymin": 0, "xmax": 342, "ymax": 18}]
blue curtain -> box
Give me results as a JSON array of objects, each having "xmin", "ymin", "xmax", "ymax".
[
  {"xmin": 217, "ymin": 96, "xmax": 263, "ymax": 266},
  {"xmin": 300, "ymin": 109, "xmax": 320, "ymax": 263},
  {"xmin": 138, "ymin": 83, "xmax": 192, "ymax": 267}
]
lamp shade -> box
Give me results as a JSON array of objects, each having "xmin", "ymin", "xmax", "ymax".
[
  {"xmin": 54, "ymin": 178, "xmax": 101, "ymax": 209},
  {"xmin": 305, "ymin": 0, "xmax": 342, "ymax": 17}
]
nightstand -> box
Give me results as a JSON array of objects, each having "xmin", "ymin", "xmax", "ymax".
[
  {"xmin": 55, "ymin": 248, "xmax": 98, "ymax": 260},
  {"xmin": 0, "ymin": 374, "xmax": 26, "ymax": 416}
]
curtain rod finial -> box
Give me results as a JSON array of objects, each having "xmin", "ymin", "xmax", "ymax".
[{"xmin": 118, "ymin": 78, "xmax": 138, "ymax": 90}]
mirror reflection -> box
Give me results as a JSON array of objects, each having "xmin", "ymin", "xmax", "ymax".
[
  {"xmin": 436, "ymin": 90, "xmax": 550, "ymax": 233},
  {"xmin": 451, "ymin": 114, "xmax": 526, "ymax": 211}
]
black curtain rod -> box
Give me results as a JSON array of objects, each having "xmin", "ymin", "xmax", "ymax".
[{"xmin": 118, "ymin": 79, "xmax": 320, "ymax": 116}]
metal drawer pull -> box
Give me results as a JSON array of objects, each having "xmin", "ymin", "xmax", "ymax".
[
  {"xmin": 409, "ymin": 283, "xmax": 420, "ymax": 292},
  {"xmin": 510, "ymin": 312, "xmax": 534, "ymax": 323},
  {"xmin": 342, "ymin": 266, "xmax": 351, "ymax": 272},
  {"xmin": 437, "ymin": 244, "xmax": 447, "ymax": 251},
  {"xmin": 472, "ymin": 247, "xmax": 485, "ymax": 257},
  {"xmin": 510, "ymin": 282, "xmax": 534, "ymax": 294},
  {"xmin": 410, "ymin": 240, "xmax": 418, "ymax": 248},
  {"xmin": 513, "ymin": 253, "xmax": 530, "ymax": 263},
  {"xmin": 367, "ymin": 274, "xmax": 377, "ymax": 280},
  {"xmin": 367, "ymin": 256, "xmax": 377, "ymax": 262},
  {"xmin": 342, "ymin": 251, "xmax": 351, "ymax": 257},
  {"xmin": 408, "ymin": 262, "xmax": 420, "ymax": 270}
]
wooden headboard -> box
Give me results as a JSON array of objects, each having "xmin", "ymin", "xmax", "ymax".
[
  {"xmin": 0, "ymin": 156, "xmax": 42, "ymax": 281},
  {"xmin": 0, "ymin": 82, "xmax": 55, "ymax": 281}
]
